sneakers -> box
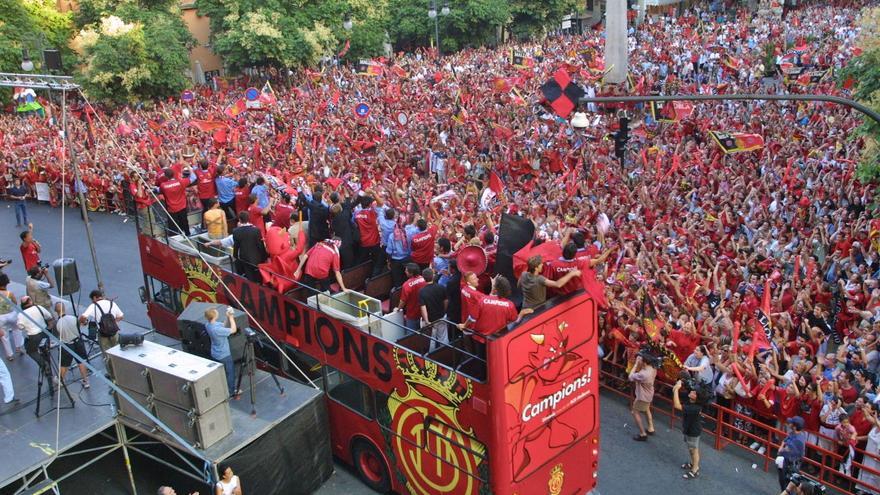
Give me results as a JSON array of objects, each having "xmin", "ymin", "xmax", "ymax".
[
  {"xmin": 757, "ymin": 446, "xmax": 766, "ymax": 455},
  {"xmin": 4, "ymin": 396, "xmax": 19, "ymax": 405},
  {"xmin": 749, "ymin": 442, "xmax": 760, "ymax": 450}
]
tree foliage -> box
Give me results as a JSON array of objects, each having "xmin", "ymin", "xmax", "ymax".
[
  {"xmin": 0, "ymin": 0, "xmax": 73, "ymax": 73},
  {"xmin": 73, "ymin": 1, "xmax": 194, "ymax": 103},
  {"xmin": 839, "ymin": 7, "xmax": 880, "ymax": 184},
  {"xmin": 508, "ymin": 0, "xmax": 577, "ymax": 40},
  {"xmin": 388, "ymin": 0, "xmax": 509, "ymax": 52}
]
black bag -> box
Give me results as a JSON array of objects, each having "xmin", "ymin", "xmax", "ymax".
[{"xmin": 96, "ymin": 301, "xmax": 120, "ymax": 338}]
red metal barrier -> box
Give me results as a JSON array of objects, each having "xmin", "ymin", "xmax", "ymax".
[{"xmin": 600, "ymin": 357, "xmax": 880, "ymax": 494}]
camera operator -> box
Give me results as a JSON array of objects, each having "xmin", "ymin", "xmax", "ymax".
[
  {"xmin": 629, "ymin": 353, "xmax": 657, "ymax": 441},
  {"xmin": 17, "ymin": 296, "xmax": 53, "ymax": 370},
  {"xmin": 780, "ymin": 473, "xmax": 825, "ymax": 495},
  {"xmin": 204, "ymin": 307, "xmax": 238, "ymax": 397},
  {"xmin": 673, "ymin": 379, "xmax": 703, "ymax": 479},
  {"xmin": 25, "ymin": 265, "xmax": 54, "ymax": 310},
  {"xmin": 777, "ymin": 416, "xmax": 807, "ymax": 490}
]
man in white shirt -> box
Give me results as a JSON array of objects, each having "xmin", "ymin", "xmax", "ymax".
[
  {"xmin": 17, "ymin": 296, "xmax": 53, "ymax": 370},
  {"xmin": 79, "ymin": 290, "xmax": 124, "ymax": 353},
  {"xmin": 55, "ymin": 302, "xmax": 89, "ymax": 388}
]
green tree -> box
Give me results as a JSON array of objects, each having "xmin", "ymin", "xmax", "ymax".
[
  {"xmin": 839, "ymin": 7, "xmax": 880, "ymax": 184},
  {"xmin": 75, "ymin": 12, "xmax": 193, "ymax": 103},
  {"xmin": 0, "ymin": 0, "xmax": 73, "ymax": 73},
  {"xmin": 508, "ymin": 0, "xmax": 577, "ymax": 40},
  {"xmin": 387, "ymin": 0, "xmax": 508, "ymax": 52}
]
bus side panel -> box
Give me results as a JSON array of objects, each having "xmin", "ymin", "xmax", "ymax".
[{"xmin": 488, "ymin": 295, "xmax": 601, "ymax": 495}]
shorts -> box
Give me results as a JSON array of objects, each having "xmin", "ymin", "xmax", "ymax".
[
  {"xmin": 684, "ymin": 435, "xmax": 700, "ymax": 450},
  {"xmin": 60, "ymin": 339, "xmax": 87, "ymax": 367},
  {"xmin": 632, "ymin": 400, "xmax": 651, "ymax": 413}
]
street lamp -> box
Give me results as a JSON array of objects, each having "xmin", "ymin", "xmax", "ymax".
[
  {"xmin": 343, "ymin": 13, "xmax": 353, "ymax": 31},
  {"xmin": 429, "ymin": 0, "xmax": 449, "ymax": 55},
  {"xmin": 21, "ymin": 49, "xmax": 34, "ymax": 72}
]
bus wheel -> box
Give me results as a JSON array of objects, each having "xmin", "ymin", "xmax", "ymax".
[{"xmin": 352, "ymin": 440, "xmax": 391, "ymax": 493}]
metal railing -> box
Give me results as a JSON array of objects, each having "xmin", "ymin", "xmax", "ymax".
[{"xmin": 600, "ymin": 356, "xmax": 880, "ymax": 494}]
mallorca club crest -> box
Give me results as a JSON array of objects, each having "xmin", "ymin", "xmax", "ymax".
[
  {"xmin": 386, "ymin": 350, "xmax": 486, "ymax": 494},
  {"xmin": 179, "ymin": 255, "xmax": 219, "ymax": 306},
  {"xmin": 548, "ymin": 463, "xmax": 564, "ymax": 495}
]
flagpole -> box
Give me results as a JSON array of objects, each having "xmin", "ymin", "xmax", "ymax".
[{"xmin": 62, "ymin": 88, "xmax": 106, "ymax": 293}]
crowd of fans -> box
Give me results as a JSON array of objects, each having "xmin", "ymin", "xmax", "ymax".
[{"xmin": 2, "ymin": 0, "xmax": 879, "ymax": 491}]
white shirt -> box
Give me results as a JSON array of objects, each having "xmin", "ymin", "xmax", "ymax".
[
  {"xmin": 82, "ymin": 299, "xmax": 124, "ymax": 323},
  {"xmin": 216, "ymin": 475, "xmax": 240, "ymax": 495},
  {"xmin": 57, "ymin": 314, "xmax": 79, "ymax": 343},
  {"xmin": 18, "ymin": 305, "xmax": 53, "ymax": 336}
]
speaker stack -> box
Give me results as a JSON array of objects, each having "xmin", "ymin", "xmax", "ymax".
[
  {"xmin": 107, "ymin": 340, "xmax": 233, "ymax": 449},
  {"xmin": 52, "ymin": 258, "xmax": 80, "ymax": 297}
]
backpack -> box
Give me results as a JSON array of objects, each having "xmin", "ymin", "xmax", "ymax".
[{"xmin": 96, "ymin": 301, "xmax": 120, "ymax": 338}]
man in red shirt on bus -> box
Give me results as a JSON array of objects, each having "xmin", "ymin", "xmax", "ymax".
[
  {"xmin": 234, "ymin": 178, "xmax": 251, "ymax": 214},
  {"xmin": 354, "ymin": 195, "xmax": 382, "ymax": 274},
  {"xmin": 272, "ymin": 194, "xmax": 295, "ymax": 230},
  {"xmin": 19, "ymin": 226, "xmax": 42, "ymax": 273},
  {"xmin": 194, "ymin": 159, "xmax": 217, "ymax": 210},
  {"xmin": 157, "ymin": 168, "xmax": 194, "ymax": 236},
  {"xmin": 397, "ymin": 263, "xmax": 426, "ymax": 333},
  {"xmin": 295, "ymin": 237, "xmax": 346, "ymax": 293},
  {"xmin": 409, "ymin": 218, "xmax": 438, "ymax": 270},
  {"xmin": 460, "ymin": 276, "xmax": 531, "ymax": 357}
]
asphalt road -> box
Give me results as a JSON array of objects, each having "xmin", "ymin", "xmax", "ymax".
[{"xmin": 0, "ymin": 200, "xmax": 791, "ymax": 495}]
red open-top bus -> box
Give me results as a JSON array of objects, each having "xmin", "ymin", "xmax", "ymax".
[{"xmin": 137, "ymin": 232, "xmax": 600, "ymax": 495}]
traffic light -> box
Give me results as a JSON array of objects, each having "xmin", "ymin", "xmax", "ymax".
[{"xmin": 614, "ymin": 115, "xmax": 630, "ymax": 160}]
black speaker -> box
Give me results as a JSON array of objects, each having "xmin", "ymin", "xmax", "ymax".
[
  {"xmin": 52, "ymin": 258, "xmax": 80, "ymax": 296},
  {"xmin": 43, "ymin": 49, "xmax": 62, "ymax": 71},
  {"xmin": 176, "ymin": 301, "xmax": 248, "ymax": 362}
]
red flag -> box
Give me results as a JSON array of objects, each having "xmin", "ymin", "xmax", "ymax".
[
  {"xmin": 842, "ymin": 77, "xmax": 855, "ymax": 90},
  {"xmin": 488, "ymin": 171, "xmax": 503, "ymax": 194},
  {"xmin": 212, "ymin": 127, "xmax": 227, "ymax": 145},
  {"xmin": 259, "ymin": 81, "xmax": 277, "ymax": 106},
  {"xmin": 337, "ymin": 39, "xmax": 351, "ymax": 58},
  {"xmin": 224, "ymin": 98, "xmax": 247, "ymax": 118},
  {"xmin": 492, "ymin": 125, "xmax": 514, "ymax": 142},
  {"xmin": 749, "ymin": 280, "xmax": 773, "ymax": 360},
  {"xmin": 187, "ymin": 120, "xmax": 229, "ymax": 133},
  {"xmin": 581, "ymin": 265, "xmax": 607, "ymax": 308}
]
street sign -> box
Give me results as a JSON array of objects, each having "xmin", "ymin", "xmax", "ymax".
[
  {"xmin": 181, "ymin": 90, "xmax": 194, "ymax": 102},
  {"xmin": 355, "ymin": 102, "xmax": 371, "ymax": 118}
]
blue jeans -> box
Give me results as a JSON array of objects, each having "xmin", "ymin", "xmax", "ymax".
[
  {"xmin": 14, "ymin": 203, "xmax": 27, "ymax": 226},
  {"xmin": 214, "ymin": 354, "xmax": 236, "ymax": 396},
  {"xmin": 404, "ymin": 318, "xmax": 420, "ymax": 336}
]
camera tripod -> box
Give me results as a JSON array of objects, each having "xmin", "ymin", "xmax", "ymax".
[
  {"xmin": 34, "ymin": 343, "xmax": 75, "ymax": 417},
  {"xmin": 234, "ymin": 336, "xmax": 284, "ymax": 417}
]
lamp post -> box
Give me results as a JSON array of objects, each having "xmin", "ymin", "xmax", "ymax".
[
  {"xmin": 428, "ymin": 0, "xmax": 450, "ymax": 56},
  {"xmin": 343, "ymin": 13, "xmax": 353, "ymax": 32},
  {"xmin": 21, "ymin": 50, "xmax": 34, "ymax": 72}
]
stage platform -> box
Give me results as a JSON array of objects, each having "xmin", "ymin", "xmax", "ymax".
[
  {"xmin": 0, "ymin": 328, "xmax": 178, "ymax": 492},
  {"xmin": 117, "ymin": 368, "xmax": 334, "ymax": 495}
]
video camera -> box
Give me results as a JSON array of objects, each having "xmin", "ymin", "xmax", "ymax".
[
  {"xmin": 636, "ymin": 347, "xmax": 663, "ymax": 369},
  {"xmin": 789, "ymin": 473, "xmax": 826, "ymax": 494},
  {"xmin": 678, "ymin": 370, "xmax": 716, "ymax": 406}
]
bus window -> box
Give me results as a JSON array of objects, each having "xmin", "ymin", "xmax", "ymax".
[
  {"xmin": 280, "ymin": 344, "xmax": 324, "ymax": 388},
  {"xmin": 325, "ymin": 366, "xmax": 375, "ymax": 419},
  {"xmin": 146, "ymin": 275, "xmax": 180, "ymax": 313}
]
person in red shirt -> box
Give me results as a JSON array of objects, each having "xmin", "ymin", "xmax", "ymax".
[
  {"xmin": 194, "ymin": 159, "xmax": 217, "ymax": 210},
  {"xmin": 409, "ymin": 218, "xmax": 438, "ymax": 269},
  {"xmin": 459, "ymin": 271, "xmax": 484, "ymax": 325},
  {"xmin": 396, "ymin": 263, "xmax": 427, "ymax": 333},
  {"xmin": 19, "ymin": 227, "xmax": 41, "ymax": 273},
  {"xmin": 543, "ymin": 243, "xmax": 582, "ymax": 296},
  {"xmin": 272, "ymin": 194, "xmax": 295, "ymax": 230},
  {"xmin": 247, "ymin": 195, "xmax": 270, "ymax": 238},
  {"xmin": 295, "ymin": 237, "xmax": 346, "ymax": 293},
  {"xmin": 354, "ymin": 195, "xmax": 382, "ymax": 274},
  {"xmin": 233, "ymin": 178, "xmax": 251, "ymax": 215},
  {"xmin": 157, "ymin": 168, "xmax": 194, "ymax": 236},
  {"xmin": 460, "ymin": 276, "xmax": 532, "ymax": 357}
]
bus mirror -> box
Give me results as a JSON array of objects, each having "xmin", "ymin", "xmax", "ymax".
[{"xmin": 138, "ymin": 286, "xmax": 148, "ymax": 304}]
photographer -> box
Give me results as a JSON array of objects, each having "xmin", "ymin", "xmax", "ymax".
[
  {"xmin": 777, "ymin": 416, "xmax": 807, "ymax": 490},
  {"xmin": 780, "ymin": 473, "xmax": 825, "ymax": 495},
  {"xmin": 204, "ymin": 307, "xmax": 238, "ymax": 397},
  {"xmin": 673, "ymin": 379, "xmax": 703, "ymax": 479},
  {"xmin": 629, "ymin": 353, "xmax": 657, "ymax": 441},
  {"xmin": 25, "ymin": 265, "xmax": 54, "ymax": 310}
]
